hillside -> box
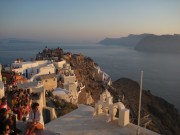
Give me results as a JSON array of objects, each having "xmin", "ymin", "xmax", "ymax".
[
  {"xmin": 135, "ymin": 34, "xmax": 180, "ymax": 53},
  {"xmin": 98, "ymin": 34, "xmax": 152, "ymax": 46},
  {"xmin": 111, "ymin": 78, "xmax": 180, "ymax": 135}
]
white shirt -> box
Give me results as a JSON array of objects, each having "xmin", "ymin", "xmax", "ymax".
[{"xmin": 28, "ymin": 110, "xmax": 44, "ymax": 127}]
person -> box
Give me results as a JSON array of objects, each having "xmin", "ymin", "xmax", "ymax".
[
  {"xmin": 0, "ymin": 108, "xmax": 8, "ymax": 133},
  {"xmin": 0, "ymin": 97, "xmax": 11, "ymax": 111},
  {"xmin": 13, "ymin": 103, "xmax": 23, "ymax": 121},
  {"xmin": 25, "ymin": 102, "xmax": 44, "ymax": 135},
  {"xmin": 0, "ymin": 121, "xmax": 11, "ymax": 135},
  {"xmin": 11, "ymin": 96, "xmax": 18, "ymax": 109},
  {"xmin": 22, "ymin": 103, "xmax": 30, "ymax": 121}
]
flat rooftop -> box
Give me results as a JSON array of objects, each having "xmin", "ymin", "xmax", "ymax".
[{"xmin": 45, "ymin": 104, "xmax": 159, "ymax": 135}]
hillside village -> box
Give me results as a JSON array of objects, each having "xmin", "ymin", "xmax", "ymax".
[
  {"xmin": 0, "ymin": 47, "xmax": 179, "ymax": 135},
  {"xmin": 0, "ymin": 47, "xmax": 113, "ymax": 132},
  {"xmin": 1, "ymin": 46, "xmax": 111, "ymax": 104}
]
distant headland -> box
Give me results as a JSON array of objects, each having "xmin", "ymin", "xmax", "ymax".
[
  {"xmin": 0, "ymin": 38, "xmax": 42, "ymax": 44},
  {"xmin": 99, "ymin": 34, "xmax": 180, "ymax": 53}
]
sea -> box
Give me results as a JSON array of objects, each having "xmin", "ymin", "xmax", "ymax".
[{"xmin": 0, "ymin": 42, "xmax": 180, "ymax": 111}]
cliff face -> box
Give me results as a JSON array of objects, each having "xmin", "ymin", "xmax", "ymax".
[
  {"xmin": 63, "ymin": 53, "xmax": 105, "ymax": 104},
  {"xmin": 135, "ymin": 34, "xmax": 180, "ymax": 53},
  {"xmin": 112, "ymin": 78, "xmax": 180, "ymax": 135}
]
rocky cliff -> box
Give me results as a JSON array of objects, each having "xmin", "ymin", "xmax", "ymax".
[
  {"xmin": 111, "ymin": 78, "xmax": 180, "ymax": 135},
  {"xmin": 63, "ymin": 53, "xmax": 105, "ymax": 104}
]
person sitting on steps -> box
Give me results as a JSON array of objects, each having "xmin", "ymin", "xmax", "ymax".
[{"xmin": 25, "ymin": 102, "xmax": 44, "ymax": 135}]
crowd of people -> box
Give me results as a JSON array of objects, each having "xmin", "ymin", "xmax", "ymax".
[
  {"xmin": 0, "ymin": 97, "xmax": 22, "ymax": 135},
  {"xmin": 8, "ymin": 88, "xmax": 31, "ymax": 121},
  {"xmin": 0, "ymin": 86, "xmax": 44, "ymax": 135}
]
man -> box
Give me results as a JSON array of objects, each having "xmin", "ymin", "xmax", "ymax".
[{"xmin": 25, "ymin": 102, "xmax": 44, "ymax": 135}]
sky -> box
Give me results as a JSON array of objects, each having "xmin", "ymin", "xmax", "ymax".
[{"xmin": 0, "ymin": 0, "xmax": 180, "ymax": 43}]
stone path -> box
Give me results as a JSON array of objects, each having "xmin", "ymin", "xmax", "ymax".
[{"xmin": 45, "ymin": 104, "xmax": 159, "ymax": 135}]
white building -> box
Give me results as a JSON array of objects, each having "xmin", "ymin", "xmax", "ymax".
[
  {"xmin": 11, "ymin": 60, "xmax": 55, "ymax": 79},
  {"xmin": 63, "ymin": 82, "xmax": 78, "ymax": 92},
  {"xmin": 53, "ymin": 60, "xmax": 66, "ymax": 69},
  {"xmin": 61, "ymin": 70, "xmax": 77, "ymax": 91},
  {"xmin": 59, "ymin": 70, "xmax": 79, "ymax": 104},
  {"xmin": 52, "ymin": 63, "xmax": 81, "ymax": 104},
  {"xmin": 0, "ymin": 81, "xmax": 4, "ymax": 98},
  {"xmin": 35, "ymin": 74, "xmax": 57, "ymax": 91},
  {"xmin": 61, "ymin": 73, "xmax": 76, "ymax": 84},
  {"xmin": 94, "ymin": 66, "xmax": 112, "ymax": 85},
  {"xmin": 29, "ymin": 64, "xmax": 55, "ymax": 82},
  {"xmin": 17, "ymin": 81, "xmax": 43, "ymax": 89},
  {"xmin": 53, "ymin": 88, "xmax": 71, "ymax": 102}
]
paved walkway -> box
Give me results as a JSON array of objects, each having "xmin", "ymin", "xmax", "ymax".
[{"xmin": 45, "ymin": 104, "xmax": 159, "ymax": 135}]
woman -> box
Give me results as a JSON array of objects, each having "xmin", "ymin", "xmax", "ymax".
[{"xmin": 25, "ymin": 102, "xmax": 44, "ymax": 135}]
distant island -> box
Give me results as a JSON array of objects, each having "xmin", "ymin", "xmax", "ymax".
[
  {"xmin": 1, "ymin": 38, "xmax": 42, "ymax": 44},
  {"xmin": 98, "ymin": 33, "xmax": 152, "ymax": 46},
  {"xmin": 99, "ymin": 34, "xmax": 180, "ymax": 53}
]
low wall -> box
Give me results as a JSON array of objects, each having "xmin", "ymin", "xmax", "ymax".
[{"xmin": 43, "ymin": 106, "xmax": 57, "ymax": 124}]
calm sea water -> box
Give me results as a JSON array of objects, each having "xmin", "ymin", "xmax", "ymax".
[{"xmin": 0, "ymin": 43, "xmax": 180, "ymax": 111}]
